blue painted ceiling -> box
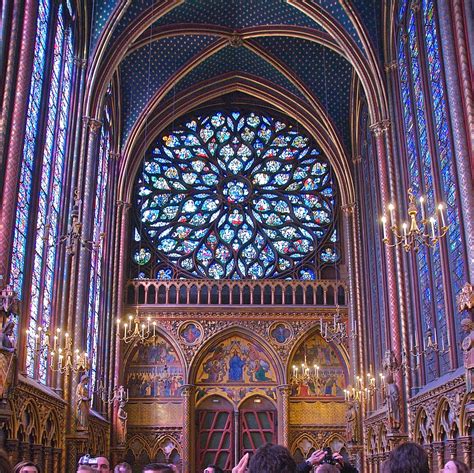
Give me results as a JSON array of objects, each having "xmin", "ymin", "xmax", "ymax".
[{"xmin": 90, "ymin": 0, "xmax": 383, "ymax": 150}]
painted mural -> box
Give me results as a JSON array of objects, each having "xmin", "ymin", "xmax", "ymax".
[
  {"xmin": 196, "ymin": 336, "xmax": 276, "ymax": 385},
  {"xmin": 126, "ymin": 336, "xmax": 184, "ymax": 399},
  {"xmin": 289, "ymin": 333, "xmax": 346, "ymax": 399}
]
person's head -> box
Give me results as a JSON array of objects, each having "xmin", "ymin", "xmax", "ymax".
[
  {"xmin": 114, "ymin": 462, "xmax": 132, "ymax": 473},
  {"xmin": 380, "ymin": 460, "xmax": 391, "ymax": 473},
  {"xmin": 96, "ymin": 457, "xmax": 111, "ymax": 472},
  {"xmin": 13, "ymin": 462, "xmax": 40, "ymax": 473},
  {"xmin": 248, "ymin": 443, "xmax": 296, "ymax": 473},
  {"xmin": 204, "ymin": 465, "xmax": 224, "ymax": 473},
  {"xmin": 77, "ymin": 467, "xmax": 95, "ymax": 473},
  {"xmin": 443, "ymin": 460, "xmax": 470, "ymax": 473},
  {"xmin": 388, "ymin": 442, "xmax": 429, "ymax": 473},
  {"xmin": 143, "ymin": 463, "xmax": 175, "ymax": 473},
  {"xmin": 316, "ymin": 465, "xmax": 339, "ymax": 473}
]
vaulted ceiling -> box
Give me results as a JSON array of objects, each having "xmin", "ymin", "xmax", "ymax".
[{"xmin": 89, "ymin": 0, "xmax": 385, "ymax": 153}]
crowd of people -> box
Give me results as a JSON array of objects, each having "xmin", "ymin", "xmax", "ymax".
[{"xmin": 11, "ymin": 442, "xmax": 471, "ymax": 473}]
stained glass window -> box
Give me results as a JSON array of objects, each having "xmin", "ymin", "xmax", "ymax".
[
  {"xmin": 133, "ymin": 111, "xmax": 338, "ymax": 280},
  {"xmin": 9, "ymin": 0, "xmax": 50, "ymax": 299},
  {"xmin": 397, "ymin": 0, "xmax": 468, "ymax": 375},
  {"xmin": 88, "ymin": 110, "xmax": 110, "ymax": 396},
  {"xmin": 10, "ymin": 4, "xmax": 75, "ymax": 380}
]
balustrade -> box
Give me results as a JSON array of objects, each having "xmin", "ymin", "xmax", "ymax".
[{"xmin": 125, "ymin": 279, "xmax": 347, "ymax": 307}]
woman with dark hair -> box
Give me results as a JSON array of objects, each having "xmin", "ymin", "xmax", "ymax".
[
  {"xmin": 443, "ymin": 460, "xmax": 470, "ymax": 473},
  {"xmin": 13, "ymin": 461, "xmax": 40, "ymax": 473},
  {"xmin": 388, "ymin": 442, "xmax": 430, "ymax": 473}
]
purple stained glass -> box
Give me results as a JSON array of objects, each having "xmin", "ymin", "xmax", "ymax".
[
  {"xmin": 88, "ymin": 118, "xmax": 109, "ymax": 395},
  {"xmin": 10, "ymin": 0, "xmax": 50, "ymax": 301},
  {"xmin": 423, "ymin": 0, "xmax": 466, "ymax": 363},
  {"xmin": 134, "ymin": 111, "xmax": 338, "ymax": 280}
]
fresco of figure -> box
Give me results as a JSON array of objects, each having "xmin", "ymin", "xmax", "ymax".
[{"xmin": 229, "ymin": 351, "xmax": 245, "ymax": 382}]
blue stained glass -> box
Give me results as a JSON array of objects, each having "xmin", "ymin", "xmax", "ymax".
[
  {"xmin": 88, "ymin": 118, "xmax": 109, "ymax": 396},
  {"xmin": 423, "ymin": 0, "xmax": 466, "ymax": 364},
  {"xmin": 134, "ymin": 111, "xmax": 337, "ymax": 279},
  {"xmin": 10, "ymin": 0, "xmax": 50, "ymax": 300}
]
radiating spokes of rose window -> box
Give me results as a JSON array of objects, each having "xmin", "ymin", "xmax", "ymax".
[{"xmin": 133, "ymin": 111, "xmax": 338, "ymax": 280}]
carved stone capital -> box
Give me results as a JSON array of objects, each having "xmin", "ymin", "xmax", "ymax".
[
  {"xmin": 180, "ymin": 384, "xmax": 195, "ymax": 398},
  {"xmin": 352, "ymin": 155, "xmax": 362, "ymax": 165},
  {"xmin": 410, "ymin": 0, "xmax": 421, "ymax": 12},
  {"xmin": 73, "ymin": 56, "xmax": 87, "ymax": 69},
  {"xmin": 457, "ymin": 282, "xmax": 474, "ymax": 311},
  {"xmin": 277, "ymin": 384, "xmax": 291, "ymax": 398},
  {"xmin": 341, "ymin": 203, "xmax": 356, "ymax": 216},
  {"xmin": 109, "ymin": 152, "xmax": 121, "ymax": 161},
  {"xmin": 384, "ymin": 61, "xmax": 398, "ymax": 72},
  {"xmin": 369, "ymin": 120, "xmax": 391, "ymax": 137},
  {"xmin": 82, "ymin": 116, "xmax": 102, "ymax": 134},
  {"xmin": 116, "ymin": 200, "xmax": 131, "ymax": 210}
]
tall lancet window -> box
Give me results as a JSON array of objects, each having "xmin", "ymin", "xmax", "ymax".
[
  {"xmin": 87, "ymin": 104, "xmax": 111, "ymax": 395},
  {"xmin": 8, "ymin": 1, "xmax": 75, "ymax": 381},
  {"xmin": 397, "ymin": 0, "xmax": 467, "ymax": 380}
]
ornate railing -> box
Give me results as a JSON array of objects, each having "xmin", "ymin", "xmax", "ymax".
[{"xmin": 125, "ymin": 279, "xmax": 347, "ymax": 307}]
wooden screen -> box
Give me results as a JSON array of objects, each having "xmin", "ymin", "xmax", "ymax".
[
  {"xmin": 240, "ymin": 409, "xmax": 276, "ymax": 455},
  {"xmin": 197, "ymin": 409, "xmax": 233, "ymax": 472}
]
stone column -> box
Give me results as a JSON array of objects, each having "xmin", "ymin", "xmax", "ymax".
[
  {"xmin": 432, "ymin": 441, "xmax": 445, "ymax": 472},
  {"xmin": 31, "ymin": 444, "xmax": 42, "ymax": 469},
  {"xmin": 460, "ymin": 436, "xmax": 472, "ymax": 468},
  {"xmin": 180, "ymin": 384, "xmax": 195, "ymax": 473},
  {"xmin": 277, "ymin": 384, "xmax": 290, "ymax": 447},
  {"xmin": 53, "ymin": 448, "xmax": 61, "ymax": 472},
  {"xmin": 233, "ymin": 410, "xmax": 240, "ymax": 465},
  {"xmin": 5, "ymin": 439, "xmax": 19, "ymax": 466},
  {"xmin": 425, "ymin": 444, "xmax": 434, "ymax": 472}
]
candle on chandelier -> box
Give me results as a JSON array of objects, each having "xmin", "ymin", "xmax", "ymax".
[
  {"xmin": 141, "ymin": 324, "xmax": 145, "ymax": 338},
  {"xmin": 438, "ymin": 203, "xmax": 446, "ymax": 228},
  {"xmin": 402, "ymin": 222, "xmax": 408, "ymax": 246},
  {"xmin": 429, "ymin": 217, "xmax": 436, "ymax": 240},
  {"xmin": 388, "ymin": 203, "xmax": 395, "ymax": 227},
  {"xmin": 419, "ymin": 196, "xmax": 425, "ymax": 221},
  {"xmin": 152, "ymin": 321, "xmax": 157, "ymax": 337},
  {"xmin": 381, "ymin": 216, "xmax": 387, "ymax": 241}
]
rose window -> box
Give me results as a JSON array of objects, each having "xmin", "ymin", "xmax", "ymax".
[{"xmin": 133, "ymin": 111, "xmax": 338, "ymax": 279}]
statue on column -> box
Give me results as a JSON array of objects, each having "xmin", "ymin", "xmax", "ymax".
[
  {"xmin": 345, "ymin": 401, "xmax": 359, "ymax": 443},
  {"xmin": 117, "ymin": 399, "xmax": 128, "ymax": 445},
  {"xmin": 76, "ymin": 374, "xmax": 91, "ymax": 431},
  {"xmin": 385, "ymin": 373, "xmax": 400, "ymax": 431},
  {"xmin": 0, "ymin": 321, "xmax": 16, "ymax": 400},
  {"xmin": 457, "ymin": 282, "xmax": 474, "ymax": 395}
]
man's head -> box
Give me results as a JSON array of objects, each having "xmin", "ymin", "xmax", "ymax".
[
  {"xmin": 316, "ymin": 466, "xmax": 339, "ymax": 473},
  {"xmin": 96, "ymin": 457, "xmax": 111, "ymax": 472},
  {"xmin": 388, "ymin": 442, "xmax": 429, "ymax": 473},
  {"xmin": 77, "ymin": 467, "xmax": 95, "ymax": 473},
  {"xmin": 143, "ymin": 463, "xmax": 175, "ymax": 473},
  {"xmin": 248, "ymin": 444, "xmax": 296, "ymax": 473},
  {"xmin": 114, "ymin": 462, "xmax": 132, "ymax": 473},
  {"xmin": 204, "ymin": 465, "xmax": 224, "ymax": 473}
]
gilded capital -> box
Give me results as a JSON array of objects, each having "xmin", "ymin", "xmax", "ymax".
[
  {"xmin": 109, "ymin": 152, "xmax": 121, "ymax": 161},
  {"xmin": 73, "ymin": 56, "xmax": 87, "ymax": 69},
  {"xmin": 369, "ymin": 120, "xmax": 391, "ymax": 137},
  {"xmin": 384, "ymin": 61, "xmax": 397, "ymax": 73},
  {"xmin": 116, "ymin": 200, "xmax": 131, "ymax": 210},
  {"xmin": 352, "ymin": 155, "xmax": 362, "ymax": 165},
  {"xmin": 341, "ymin": 203, "xmax": 356, "ymax": 216},
  {"xmin": 179, "ymin": 384, "xmax": 195, "ymax": 397},
  {"xmin": 83, "ymin": 116, "xmax": 102, "ymax": 134},
  {"xmin": 457, "ymin": 282, "xmax": 474, "ymax": 312}
]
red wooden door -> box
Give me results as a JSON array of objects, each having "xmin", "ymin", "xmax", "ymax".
[
  {"xmin": 240, "ymin": 409, "xmax": 276, "ymax": 455},
  {"xmin": 196, "ymin": 408, "xmax": 234, "ymax": 472}
]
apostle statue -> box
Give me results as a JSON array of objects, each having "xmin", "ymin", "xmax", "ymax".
[
  {"xmin": 76, "ymin": 374, "xmax": 91, "ymax": 431},
  {"xmin": 0, "ymin": 321, "xmax": 17, "ymax": 400},
  {"xmin": 345, "ymin": 401, "xmax": 359, "ymax": 443},
  {"xmin": 117, "ymin": 399, "xmax": 128, "ymax": 445},
  {"xmin": 385, "ymin": 373, "xmax": 400, "ymax": 431},
  {"xmin": 461, "ymin": 318, "xmax": 474, "ymax": 394}
]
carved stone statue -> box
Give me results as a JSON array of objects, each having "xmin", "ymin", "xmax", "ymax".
[
  {"xmin": 117, "ymin": 399, "xmax": 128, "ymax": 445},
  {"xmin": 461, "ymin": 318, "xmax": 474, "ymax": 394},
  {"xmin": 0, "ymin": 321, "xmax": 15, "ymax": 352},
  {"xmin": 76, "ymin": 374, "xmax": 91, "ymax": 431},
  {"xmin": 0, "ymin": 321, "xmax": 17, "ymax": 399},
  {"xmin": 385, "ymin": 373, "xmax": 400, "ymax": 431},
  {"xmin": 345, "ymin": 401, "xmax": 359, "ymax": 443}
]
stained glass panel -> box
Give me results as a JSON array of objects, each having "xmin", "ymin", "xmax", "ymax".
[
  {"xmin": 9, "ymin": 0, "xmax": 50, "ymax": 299},
  {"xmin": 133, "ymin": 111, "xmax": 338, "ymax": 279}
]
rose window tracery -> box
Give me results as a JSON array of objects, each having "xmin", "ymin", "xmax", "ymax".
[{"xmin": 132, "ymin": 111, "xmax": 338, "ymax": 279}]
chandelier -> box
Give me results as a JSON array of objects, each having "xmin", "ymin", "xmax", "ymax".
[
  {"xmin": 381, "ymin": 188, "xmax": 449, "ymax": 252},
  {"xmin": 116, "ymin": 309, "xmax": 157, "ymax": 344},
  {"xmin": 344, "ymin": 372, "xmax": 383, "ymax": 403},
  {"xmin": 405, "ymin": 328, "xmax": 450, "ymax": 370},
  {"xmin": 26, "ymin": 327, "xmax": 89, "ymax": 374},
  {"xmin": 42, "ymin": 190, "xmax": 104, "ymax": 256},
  {"xmin": 95, "ymin": 380, "xmax": 129, "ymax": 404},
  {"xmin": 319, "ymin": 308, "xmax": 348, "ymax": 345},
  {"xmin": 291, "ymin": 360, "xmax": 321, "ymax": 387}
]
